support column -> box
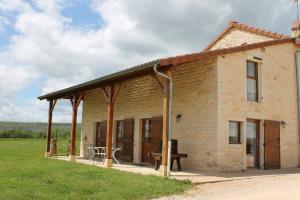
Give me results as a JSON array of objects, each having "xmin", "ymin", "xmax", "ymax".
[
  {"xmin": 160, "ymin": 75, "xmax": 170, "ymax": 176},
  {"xmin": 68, "ymin": 93, "xmax": 85, "ymax": 161},
  {"xmin": 102, "ymin": 83, "xmax": 121, "ymax": 167},
  {"xmin": 105, "ymin": 85, "xmax": 114, "ymax": 167},
  {"xmin": 45, "ymin": 99, "xmax": 56, "ymax": 157}
]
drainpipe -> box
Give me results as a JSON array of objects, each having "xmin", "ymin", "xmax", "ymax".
[
  {"xmin": 295, "ymin": 50, "xmax": 300, "ymax": 144},
  {"xmin": 153, "ymin": 64, "xmax": 172, "ymax": 176}
]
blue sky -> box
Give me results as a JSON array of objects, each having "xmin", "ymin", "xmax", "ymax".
[{"xmin": 0, "ymin": 0, "xmax": 296, "ymax": 122}]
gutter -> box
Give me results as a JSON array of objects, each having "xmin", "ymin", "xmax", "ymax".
[
  {"xmin": 295, "ymin": 49, "xmax": 300, "ymax": 144},
  {"xmin": 153, "ymin": 64, "xmax": 172, "ymax": 176}
]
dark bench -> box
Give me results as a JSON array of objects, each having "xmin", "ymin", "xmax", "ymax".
[
  {"xmin": 148, "ymin": 139, "xmax": 188, "ymax": 171},
  {"xmin": 148, "ymin": 152, "xmax": 187, "ymax": 171}
]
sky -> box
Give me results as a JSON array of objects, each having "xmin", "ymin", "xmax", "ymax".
[{"xmin": 0, "ymin": 0, "xmax": 297, "ymax": 123}]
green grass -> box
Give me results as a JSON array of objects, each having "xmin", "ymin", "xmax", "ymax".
[{"xmin": 0, "ymin": 139, "xmax": 191, "ymax": 200}]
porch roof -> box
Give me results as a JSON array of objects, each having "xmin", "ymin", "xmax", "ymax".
[{"xmin": 38, "ymin": 37, "xmax": 295, "ymax": 100}]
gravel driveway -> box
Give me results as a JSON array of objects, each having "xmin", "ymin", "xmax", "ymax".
[{"xmin": 156, "ymin": 171, "xmax": 300, "ymax": 200}]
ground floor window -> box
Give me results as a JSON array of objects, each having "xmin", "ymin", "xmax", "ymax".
[{"xmin": 229, "ymin": 121, "xmax": 241, "ymax": 144}]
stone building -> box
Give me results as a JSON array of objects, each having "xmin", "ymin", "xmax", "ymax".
[{"xmin": 39, "ymin": 21, "xmax": 300, "ymax": 173}]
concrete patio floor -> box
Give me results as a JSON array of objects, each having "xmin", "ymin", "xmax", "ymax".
[{"xmin": 52, "ymin": 156, "xmax": 300, "ymax": 184}]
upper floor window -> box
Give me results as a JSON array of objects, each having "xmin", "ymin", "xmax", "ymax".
[{"xmin": 247, "ymin": 61, "xmax": 258, "ymax": 102}]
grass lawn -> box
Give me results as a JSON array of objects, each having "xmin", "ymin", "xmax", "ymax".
[{"xmin": 0, "ymin": 139, "xmax": 191, "ymax": 200}]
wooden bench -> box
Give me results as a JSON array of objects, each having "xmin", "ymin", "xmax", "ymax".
[{"xmin": 148, "ymin": 152, "xmax": 188, "ymax": 171}]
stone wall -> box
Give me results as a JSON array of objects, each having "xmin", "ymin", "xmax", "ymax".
[
  {"xmin": 80, "ymin": 57, "xmax": 219, "ymax": 171},
  {"xmin": 216, "ymin": 43, "xmax": 300, "ymax": 170},
  {"xmin": 210, "ymin": 29, "xmax": 273, "ymax": 50}
]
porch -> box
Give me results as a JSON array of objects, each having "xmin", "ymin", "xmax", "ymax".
[
  {"xmin": 38, "ymin": 60, "xmax": 178, "ymax": 177},
  {"xmin": 52, "ymin": 156, "xmax": 300, "ymax": 184}
]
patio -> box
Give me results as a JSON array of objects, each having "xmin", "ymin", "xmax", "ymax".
[{"xmin": 52, "ymin": 156, "xmax": 300, "ymax": 184}]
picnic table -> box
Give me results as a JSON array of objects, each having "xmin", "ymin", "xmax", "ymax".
[{"xmin": 148, "ymin": 152, "xmax": 188, "ymax": 171}]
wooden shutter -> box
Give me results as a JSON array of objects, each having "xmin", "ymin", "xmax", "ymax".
[{"xmin": 264, "ymin": 120, "xmax": 280, "ymax": 170}]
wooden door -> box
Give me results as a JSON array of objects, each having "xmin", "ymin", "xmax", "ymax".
[
  {"xmin": 264, "ymin": 120, "xmax": 281, "ymax": 170},
  {"xmin": 95, "ymin": 121, "xmax": 107, "ymax": 147},
  {"xmin": 116, "ymin": 119, "xmax": 134, "ymax": 162},
  {"xmin": 141, "ymin": 117, "xmax": 163, "ymax": 164}
]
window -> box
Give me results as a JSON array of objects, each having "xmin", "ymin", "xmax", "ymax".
[
  {"xmin": 247, "ymin": 61, "xmax": 258, "ymax": 102},
  {"xmin": 229, "ymin": 121, "xmax": 241, "ymax": 144},
  {"xmin": 143, "ymin": 119, "xmax": 152, "ymax": 143}
]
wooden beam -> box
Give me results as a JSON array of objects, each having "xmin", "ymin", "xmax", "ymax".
[
  {"xmin": 105, "ymin": 84, "xmax": 114, "ymax": 167},
  {"xmin": 112, "ymin": 82, "xmax": 122, "ymax": 103},
  {"xmin": 101, "ymin": 87, "xmax": 110, "ymax": 103},
  {"xmin": 161, "ymin": 69, "xmax": 172, "ymax": 176},
  {"xmin": 68, "ymin": 93, "xmax": 84, "ymax": 161},
  {"xmin": 45, "ymin": 99, "xmax": 56, "ymax": 157},
  {"xmin": 151, "ymin": 74, "xmax": 164, "ymax": 93}
]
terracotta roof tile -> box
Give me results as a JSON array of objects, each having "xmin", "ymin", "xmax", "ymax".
[{"xmin": 161, "ymin": 38, "xmax": 294, "ymax": 66}]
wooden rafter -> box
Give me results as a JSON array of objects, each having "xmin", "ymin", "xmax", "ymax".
[
  {"xmin": 50, "ymin": 99, "xmax": 57, "ymax": 113},
  {"xmin": 112, "ymin": 82, "xmax": 122, "ymax": 103}
]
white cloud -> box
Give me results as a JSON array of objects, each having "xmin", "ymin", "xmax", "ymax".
[{"xmin": 0, "ymin": 0, "xmax": 296, "ymax": 122}]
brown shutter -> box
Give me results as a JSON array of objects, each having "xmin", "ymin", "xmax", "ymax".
[{"xmin": 264, "ymin": 120, "xmax": 280, "ymax": 170}]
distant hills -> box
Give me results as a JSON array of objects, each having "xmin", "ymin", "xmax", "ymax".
[{"xmin": 0, "ymin": 121, "xmax": 81, "ymax": 138}]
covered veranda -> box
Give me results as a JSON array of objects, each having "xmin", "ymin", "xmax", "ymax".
[{"xmin": 38, "ymin": 58, "xmax": 184, "ymax": 176}]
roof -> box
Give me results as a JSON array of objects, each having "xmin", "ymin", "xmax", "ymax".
[
  {"xmin": 38, "ymin": 37, "xmax": 295, "ymax": 100},
  {"xmin": 160, "ymin": 38, "xmax": 294, "ymax": 66},
  {"xmin": 203, "ymin": 21, "xmax": 290, "ymax": 51},
  {"xmin": 38, "ymin": 60, "xmax": 160, "ymax": 100}
]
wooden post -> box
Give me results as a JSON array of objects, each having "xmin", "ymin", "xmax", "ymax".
[
  {"xmin": 102, "ymin": 83, "xmax": 121, "ymax": 167},
  {"xmin": 68, "ymin": 93, "xmax": 84, "ymax": 161},
  {"xmin": 161, "ymin": 73, "xmax": 170, "ymax": 176},
  {"xmin": 45, "ymin": 99, "xmax": 56, "ymax": 157}
]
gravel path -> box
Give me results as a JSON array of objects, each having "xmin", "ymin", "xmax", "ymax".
[{"xmin": 155, "ymin": 173, "xmax": 300, "ymax": 200}]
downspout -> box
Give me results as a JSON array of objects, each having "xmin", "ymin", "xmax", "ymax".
[
  {"xmin": 295, "ymin": 49, "xmax": 300, "ymax": 144},
  {"xmin": 153, "ymin": 64, "xmax": 172, "ymax": 176}
]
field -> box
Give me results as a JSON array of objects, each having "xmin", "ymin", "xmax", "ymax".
[
  {"xmin": 0, "ymin": 139, "xmax": 191, "ymax": 200},
  {"xmin": 0, "ymin": 121, "xmax": 81, "ymax": 138}
]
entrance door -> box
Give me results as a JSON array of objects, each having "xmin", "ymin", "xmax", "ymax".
[
  {"xmin": 116, "ymin": 119, "xmax": 134, "ymax": 162},
  {"xmin": 141, "ymin": 117, "xmax": 163, "ymax": 164},
  {"xmin": 264, "ymin": 120, "xmax": 281, "ymax": 170},
  {"xmin": 95, "ymin": 121, "xmax": 107, "ymax": 147},
  {"xmin": 246, "ymin": 119, "xmax": 260, "ymax": 168}
]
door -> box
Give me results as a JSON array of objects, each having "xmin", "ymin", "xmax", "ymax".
[
  {"xmin": 246, "ymin": 119, "xmax": 260, "ymax": 168},
  {"xmin": 116, "ymin": 119, "xmax": 134, "ymax": 162},
  {"xmin": 141, "ymin": 117, "xmax": 163, "ymax": 164},
  {"xmin": 264, "ymin": 120, "xmax": 281, "ymax": 170},
  {"xmin": 95, "ymin": 121, "xmax": 107, "ymax": 147}
]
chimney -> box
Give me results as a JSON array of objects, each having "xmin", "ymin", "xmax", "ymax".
[{"xmin": 292, "ymin": 20, "xmax": 300, "ymax": 38}]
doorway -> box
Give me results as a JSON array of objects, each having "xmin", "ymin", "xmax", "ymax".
[
  {"xmin": 246, "ymin": 119, "xmax": 260, "ymax": 168},
  {"xmin": 141, "ymin": 117, "xmax": 163, "ymax": 164},
  {"xmin": 115, "ymin": 119, "xmax": 134, "ymax": 162},
  {"xmin": 95, "ymin": 121, "xmax": 107, "ymax": 147}
]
